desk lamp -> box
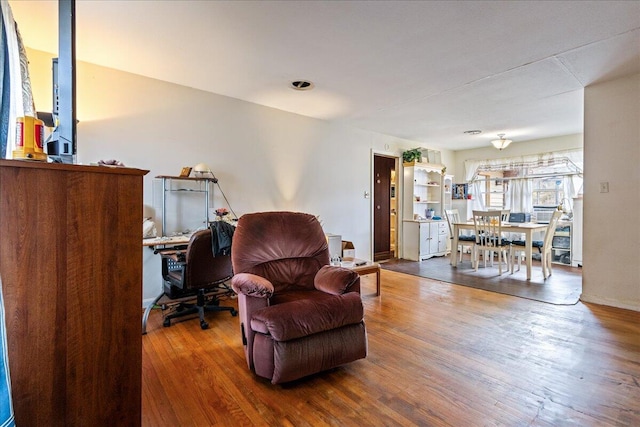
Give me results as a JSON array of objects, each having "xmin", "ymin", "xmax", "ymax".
[{"xmin": 193, "ymin": 163, "xmax": 218, "ymax": 183}]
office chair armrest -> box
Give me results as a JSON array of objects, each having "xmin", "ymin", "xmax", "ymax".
[
  {"xmin": 314, "ymin": 265, "xmax": 360, "ymax": 295},
  {"xmin": 232, "ymin": 273, "xmax": 274, "ymax": 298}
]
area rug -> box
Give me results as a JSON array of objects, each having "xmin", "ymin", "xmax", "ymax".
[{"xmin": 380, "ymin": 256, "xmax": 581, "ymax": 305}]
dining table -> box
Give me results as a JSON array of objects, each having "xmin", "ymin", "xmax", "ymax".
[{"xmin": 451, "ymin": 221, "xmax": 549, "ymax": 280}]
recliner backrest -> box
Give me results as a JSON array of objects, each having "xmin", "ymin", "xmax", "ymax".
[{"xmin": 231, "ymin": 211, "xmax": 330, "ymax": 292}]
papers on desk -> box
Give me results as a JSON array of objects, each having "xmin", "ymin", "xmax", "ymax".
[{"xmin": 142, "ymin": 234, "xmax": 192, "ymax": 247}]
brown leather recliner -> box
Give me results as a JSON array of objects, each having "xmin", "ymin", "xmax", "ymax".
[{"xmin": 231, "ymin": 211, "xmax": 367, "ymax": 384}]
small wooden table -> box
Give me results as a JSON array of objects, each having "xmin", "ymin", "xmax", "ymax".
[{"xmin": 342, "ymin": 259, "xmax": 381, "ymax": 296}]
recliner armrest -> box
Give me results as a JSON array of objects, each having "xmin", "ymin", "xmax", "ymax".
[
  {"xmin": 313, "ymin": 265, "xmax": 359, "ymax": 295},
  {"xmin": 231, "ymin": 273, "xmax": 274, "ymax": 298}
]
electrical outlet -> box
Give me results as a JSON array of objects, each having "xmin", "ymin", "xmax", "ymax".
[{"xmin": 599, "ymin": 182, "xmax": 609, "ymax": 193}]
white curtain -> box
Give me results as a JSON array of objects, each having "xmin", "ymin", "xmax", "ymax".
[
  {"xmin": 470, "ymin": 181, "xmax": 485, "ymax": 210},
  {"xmin": 464, "ymin": 149, "xmax": 584, "ymax": 182},
  {"xmin": 506, "ymin": 178, "xmax": 533, "ymax": 212},
  {"xmin": 0, "ymin": 3, "xmax": 19, "ymax": 425},
  {"xmin": 562, "ymin": 175, "xmax": 582, "ymax": 212},
  {"xmin": 1, "ymin": 0, "xmax": 34, "ymax": 159},
  {"xmin": 464, "ymin": 148, "xmax": 583, "ymax": 213}
]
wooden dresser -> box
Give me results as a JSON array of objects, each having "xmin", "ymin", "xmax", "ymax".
[{"xmin": 0, "ymin": 159, "xmax": 148, "ymax": 426}]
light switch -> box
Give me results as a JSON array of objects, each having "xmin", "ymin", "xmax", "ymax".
[{"xmin": 599, "ymin": 182, "xmax": 609, "ymax": 193}]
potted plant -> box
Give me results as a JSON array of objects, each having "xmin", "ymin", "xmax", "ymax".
[{"xmin": 402, "ymin": 148, "xmax": 422, "ymax": 165}]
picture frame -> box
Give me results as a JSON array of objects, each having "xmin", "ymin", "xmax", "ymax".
[
  {"xmin": 179, "ymin": 166, "xmax": 192, "ymax": 177},
  {"xmin": 453, "ymin": 183, "xmax": 468, "ymax": 199}
]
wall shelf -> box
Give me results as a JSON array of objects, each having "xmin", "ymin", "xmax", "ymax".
[{"xmin": 156, "ymin": 175, "xmax": 217, "ymax": 236}]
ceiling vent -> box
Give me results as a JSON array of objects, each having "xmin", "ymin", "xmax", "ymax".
[{"xmin": 290, "ymin": 80, "xmax": 314, "ymax": 91}]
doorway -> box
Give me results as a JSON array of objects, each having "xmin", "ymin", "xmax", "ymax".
[{"xmin": 373, "ymin": 155, "xmax": 397, "ymax": 261}]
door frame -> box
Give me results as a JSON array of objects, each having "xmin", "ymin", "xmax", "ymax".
[{"xmin": 370, "ymin": 149, "xmax": 400, "ymax": 262}]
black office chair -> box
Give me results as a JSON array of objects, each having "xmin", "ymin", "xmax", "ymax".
[{"xmin": 160, "ymin": 228, "xmax": 237, "ymax": 330}]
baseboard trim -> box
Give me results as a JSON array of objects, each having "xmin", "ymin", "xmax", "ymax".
[{"xmin": 580, "ymin": 293, "xmax": 640, "ymax": 312}]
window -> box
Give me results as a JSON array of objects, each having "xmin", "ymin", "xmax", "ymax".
[
  {"xmin": 476, "ymin": 172, "xmax": 574, "ymax": 212},
  {"xmin": 532, "ymin": 177, "xmax": 564, "ymax": 207},
  {"xmin": 477, "ymin": 172, "xmax": 507, "ymax": 209}
]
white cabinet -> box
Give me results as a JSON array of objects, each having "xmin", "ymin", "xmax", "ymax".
[
  {"xmin": 442, "ymin": 174, "xmax": 454, "ymax": 214},
  {"xmin": 402, "ymin": 162, "xmax": 449, "ymax": 261},
  {"xmin": 403, "ymin": 162, "xmax": 446, "ymax": 220},
  {"xmin": 551, "ymin": 222, "xmax": 572, "ymax": 265},
  {"xmin": 571, "ymin": 197, "xmax": 583, "ymax": 267},
  {"xmin": 403, "ymin": 220, "xmax": 448, "ymax": 261}
]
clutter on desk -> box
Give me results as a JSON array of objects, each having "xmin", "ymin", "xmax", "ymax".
[
  {"xmin": 342, "ymin": 241, "xmax": 355, "ymax": 258},
  {"xmin": 97, "ymin": 159, "xmax": 125, "ymax": 167},
  {"xmin": 143, "ymin": 217, "xmax": 157, "ymax": 238}
]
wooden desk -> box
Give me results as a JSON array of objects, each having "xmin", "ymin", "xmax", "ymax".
[
  {"xmin": 143, "ymin": 234, "xmax": 191, "ymax": 248},
  {"xmin": 141, "ymin": 235, "xmax": 193, "ymax": 333},
  {"xmin": 342, "ymin": 259, "xmax": 381, "ymax": 296},
  {"xmin": 451, "ymin": 222, "xmax": 548, "ymax": 280}
]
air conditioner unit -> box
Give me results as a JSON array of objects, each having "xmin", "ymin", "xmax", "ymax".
[{"xmin": 533, "ymin": 208, "xmax": 555, "ymax": 224}]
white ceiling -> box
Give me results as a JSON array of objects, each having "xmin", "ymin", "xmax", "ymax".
[{"xmin": 8, "ymin": 0, "xmax": 640, "ymax": 151}]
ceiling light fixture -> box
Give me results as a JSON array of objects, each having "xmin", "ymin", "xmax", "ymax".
[
  {"xmin": 290, "ymin": 80, "xmax": 314, "ymax": 91},
  {"xmin": 491, "ymin": 134, "xmax": 512, "ymax": 150}
]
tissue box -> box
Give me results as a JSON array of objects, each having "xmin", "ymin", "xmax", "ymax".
[{"xmin": 342, "ymin": 241, "xmax": 355, "ymax": 258}]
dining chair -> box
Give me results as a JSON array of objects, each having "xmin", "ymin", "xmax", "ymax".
[
  {"xmin": 489, "ymin": 209, "xmax": 513, "ymax": 269},
  {"xmin": 444, "ymin": 209, "xmax": 476, "ymax": 267},
  {"xmin": 472, "ymin": 210, "xmax": 510, "ymax": 275},
  {"xmin": 510, "ymin": 210, "xmax": 563, "ymax": 279}
]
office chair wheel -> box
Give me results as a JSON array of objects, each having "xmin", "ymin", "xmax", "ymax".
[
  {"xmin": 163, "ymin": 318, "xmax": 171, "ymax": 327},
  {"xmin": 200, "ymin": 320, "xmax": 209, "ymax": 330}
]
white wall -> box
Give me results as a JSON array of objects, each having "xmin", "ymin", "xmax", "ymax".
[
  {"xmin": 25, "ymin": 48, "xmax": 452, "ymax": 303},
  {"xmin": 582, "ymin": 73, "xmax": 640, "ymax": 311},
  {"xmin": 24, "ymin": 50, "xmax": 640, "ymax": 312}
]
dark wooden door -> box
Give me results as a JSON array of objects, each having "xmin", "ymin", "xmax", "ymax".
[{"xmin": 373, "ymin": 155, "xmax": 396, "ymax": 261}]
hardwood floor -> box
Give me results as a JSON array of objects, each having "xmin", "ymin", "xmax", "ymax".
[
  {"xmin": 381, "ymin": 256, "xmax": 582, "ymax": 305},
  {"xmin": 142, "ymin": 271, "xmax": 640, "ymax": 426}
]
